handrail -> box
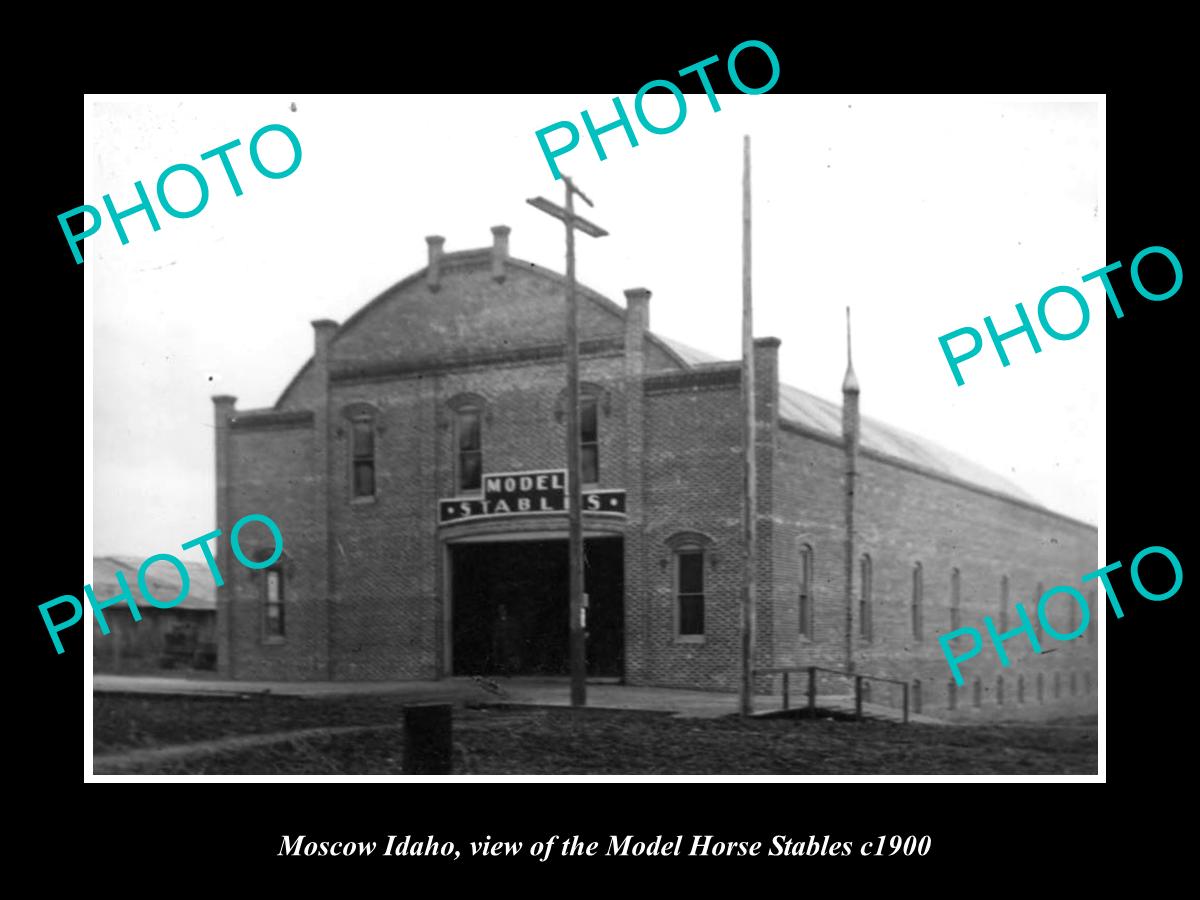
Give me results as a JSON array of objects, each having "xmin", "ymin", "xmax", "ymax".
[{"xmin": 752, "ymin": 665, "xmax": 911, "ymax": 724}]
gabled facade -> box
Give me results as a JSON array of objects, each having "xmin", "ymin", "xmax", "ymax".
[{"xmin": 213, "ymin": 227, "xmax": 1097, "ymax": 719}]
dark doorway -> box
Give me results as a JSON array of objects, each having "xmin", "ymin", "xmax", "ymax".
[{"xmin": 451, "ymin": 537, "xmax": 624, "ymax": 678}]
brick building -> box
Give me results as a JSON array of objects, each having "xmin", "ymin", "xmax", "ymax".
[{"xmin": 213, "ymin": 226, "xmax": 1098, "ymax": 720}]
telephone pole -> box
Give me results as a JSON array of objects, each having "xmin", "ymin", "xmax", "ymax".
[
  {"xmin": 527, "ymin": 178, "xmax": 608, "ymax": 707},
  {"xmin": 740, "ymin": 136, "xmax": 757, "ymax": 716}
]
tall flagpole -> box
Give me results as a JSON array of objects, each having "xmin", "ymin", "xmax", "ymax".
[{"xmin": 740, "ymin": 135, "xmax": 757, "ymax": 716}]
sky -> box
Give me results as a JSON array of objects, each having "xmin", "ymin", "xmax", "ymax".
[{"xmin": 87, "ymin": 94, "xmax": 1102, "ymax": 558}]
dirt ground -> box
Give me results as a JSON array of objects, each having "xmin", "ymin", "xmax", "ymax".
[{"xmin": 93, "ymin": 692, "xmax": 1097, "ymax": 775}]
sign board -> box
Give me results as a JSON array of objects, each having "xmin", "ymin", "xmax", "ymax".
[{"xmin": 439, "ymin": 468, "xmax": 626, "ymax": 524}]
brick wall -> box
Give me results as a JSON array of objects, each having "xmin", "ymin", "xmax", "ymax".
[{"xmin": 218, "ymin": 237, "xmax": 1098, "ymax": 721}]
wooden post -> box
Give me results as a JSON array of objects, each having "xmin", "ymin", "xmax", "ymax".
[
  {"xmin": 903, "ymin": 683, "xmax": 910, "ymax": 724},
  {"xmin": 739, "ymin": 135, "xmax": 757, "ymax": 717},
  {"xmin": 564, "ymin": 180, "xmax": 586, "ymax": 709},
  {"xmin": 782, "ymin": 671, "xmax": 790, "ymax": 711},
  {"xmin": 525, "ymin": 183, "xmax": 607, "ymax": 710},
  {"xmin": 808, "ymin": 666, "xmax": 817, "ymax": 716},
  {"xmin": 403, "ymin": 704, "xmax": 453, "ymax": 774},
  {"xmin": 855, "ymin": 675, "xmax": 863, "ymax": 720}
]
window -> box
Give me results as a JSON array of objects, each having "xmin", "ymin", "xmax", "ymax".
[
  {"xmin": 580, "ymin": 395, "xmax": 599, "ymax": 484},
  {"xmin": 1017, "ymin": 675, "xmax": 1025, "ymax": 704},
  {"xmin": 912, "ymin": 679, "xmax": 922, "ymax": 714},
  {"xmin": 799, "ymin": 544, "xmax": 814, "ymax": 637},
  {"xmin": 351, "ymin": 417, "xmax": 376, "ymax": 498},
  {"xmin": 996, "ymin": 675, "xmax": 1004, "ymax": 705},
  {"xmin": 264, "ymin": 569, "xmax": 284, "ymax": 639},
  {"xmin": 972, "ymin": 677, "xmax": 982, "ymax": 708},
  {"xmin": 1034, "ymin": 582, "xmax": 1045, "ymax": 644},
  {"xmin": 1069, "ymin": 671, "xmax": 1078, "ymax": 695},
  {"xmin": 999, "ymin": 575, "xmax": 1010, "ymax": 631},
  {"xmin": 859, "ymin": 554, "xmax": 872, "ymax": 641},
  {"xmin": 1054, "ymin": 671, "xmax": 1061, "ymax": 698},
  {"xmin": 950, "ymin": 567, "xmax": 961, "ymax": 630},
  {"xmin": 1037, "ymin": 672, "xmax": 1045, "ymax": 704},
  {"xmin": 948, "ymin": 680, "xmax": 958, "ymax": 711},
  {"xmin": 911, "ymin": 562, "xmax": 924, "ymax": 641},
  {"xmin": 456, "ymin": 407, "xmax": 482, "ymax": 492},
  {"xmin": 677, "ymin": 549, "xmax": 705, "ymax": 637}
]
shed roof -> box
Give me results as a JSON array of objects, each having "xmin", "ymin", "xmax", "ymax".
[
  {"xmin": 91, "ymin": 556, "xmax": 217, "ymax": 612},
  {"xmin": 655, "ymin": 335, "xmax": 1035, "ymax": 503}
]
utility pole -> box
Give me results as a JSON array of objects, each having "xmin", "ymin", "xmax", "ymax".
[
  {"xmin": 527, "ymin": 178, "xmax": 608, "ymax": 707},
  {"xmin": 740, "ymin": 136, "xmax": 757, "ymax": 716}
]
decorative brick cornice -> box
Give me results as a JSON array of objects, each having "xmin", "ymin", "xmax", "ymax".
[
  {"xmin": 330, "ymin": 336, "xmax": 625, "ymax": 385},
  {"xmin": 643, "ymin": 366, "xmax": 740, "ymax": 394},
  {"xmin": 230, "ymin": 409, "xmax": 315, "ymax": 431}
]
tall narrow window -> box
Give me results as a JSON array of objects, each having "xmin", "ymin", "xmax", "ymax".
[
  {"xmin": 456, "ymin": 407, "xmax": 482, "ymax": 492},
  {"xmin": 1034, "ymin": 581, "xmax": 1045, "ymax": 644},
  {"xmin": 859, "ymin": 554, "xmax": 872, "ymax": 641},
  {"xmin": 1037, "ymin": 672, "xmax": 1045, "ymax": 704},
  {"xmin": 799, "ymin": 544, "xmax": 814, "ymax": 637},
  {"xmin": 912, "ymin": 679, "xmax": 922, "ymax": 714},
  {"xmin": 948, "ymin": 680, "xmax": 958, "ymax": 711},
  {"xmin": 580, "ymin": 395, "xmax": 599, "ymax": 484},
  {"xmin": 999, "ymin": 575, "xmax": 1010, "ymax": 631},
  {"xmin": 677, "ymin": 548, "xmax": 705, "ymax": 638},
  {"xmin": 911, "ymin": 562, "xmax": 924, "ymax": 641},
  {"xmin": 972, "ymin": 678, "xmax": 982, "ymax": 707},
  {"xmin": 1018, "ymin": 675, "xmax": 1026, "ymax": 704},
  {"xmin": 264, "ymin": 569, "xmax": 284, "ymax": 639},
  {"xmin": 950, "ymin": 567, "xmax": 961, "ymax": 630},
  {"xmin": 351, "ymin": 418, "xmax": 376, "ymax": 498},
  {"xmin": 996, "ymin": 675, "xmax": 1005, "ymax": 705}
]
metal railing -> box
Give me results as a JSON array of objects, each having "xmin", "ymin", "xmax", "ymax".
[{"xmin": 754, "ymin": 666, "xmax": 911, "ymax": 724}]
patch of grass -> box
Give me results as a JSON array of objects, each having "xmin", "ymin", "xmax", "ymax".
[
  {"xmin": 93, "ymin": 692, "xmax": 417, "ymax": 753},
  {"xmin": 96, "ymin": 695, "xmax": 1097, "ymax": 775}
]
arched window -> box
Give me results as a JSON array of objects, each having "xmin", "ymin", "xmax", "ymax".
[
  {"xmin": 999, "ymin": 575, "xmax": 1010, "ymax": 631},
  {"xmin": 667, "ymin": 532, "xmax": 714, "ymax": 642},
  {"xmin": 555, "ymin": 384, "xmax": 608, "ymax": 485},
  {"xmin": 911, "ymin": 562, "xmax": 924, "ymax": 641},
  {"xmin": 350, "ymin": 417, "xmax": 376, "ymax": 498},
  {"xmin": 1034, "ymin": 581, "xmax": 1046, "ymax": 645},
  {"xmin": 455, "ymin": 407, "xmax": 483, "ymax": 493},
  {"xmin": 264, "ymin": 567, "xmax": 285, "ymax": 641},
  {"xmin": 859, "ymin": 554, "xmax": 872, "ymax": 642},
  {"xmin": 580, "ymin": 395, "xmax": 599, "ymax": 484},
  {"xmin": 342, "ymin": 402, "xmax": 380, "ymax": 501},
  {"xmin": 799, "ymin": 544, "xmax": 814, "ymax": 638},
  {"xmin": 950, "ymin": 567, "xmax": 961, "ymax": 630}
]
